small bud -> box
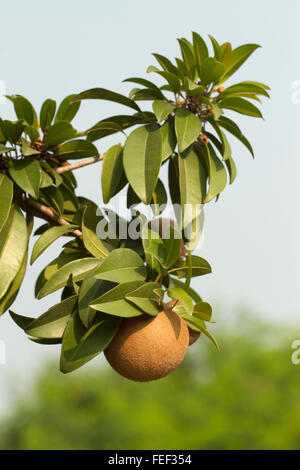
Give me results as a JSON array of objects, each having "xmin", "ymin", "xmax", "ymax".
[{"xmin": 218, "ymin": 86, "xmax": 226, "ymax": 93}]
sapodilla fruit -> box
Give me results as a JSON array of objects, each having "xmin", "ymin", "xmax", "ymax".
[
  {"xmin": 167, "ymin": 300, "xmax": 201, "ymax": 346},
  {"xmin": 148, "ymin": 217, "xmax": 186, "ymax": 258},
  {"xmin": 104, "ymin": 310, "xmax": 189, "ymax": 382}
]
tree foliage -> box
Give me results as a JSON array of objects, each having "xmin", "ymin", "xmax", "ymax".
[{"xmin": 0, "ymin": 33, "xmax": 269, "ymax": 373}]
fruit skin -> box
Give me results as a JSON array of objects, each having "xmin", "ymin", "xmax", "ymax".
[
  {"xmin": 188, "ymin": 328, "xmax": 201, "ymax": 346},
  {"xmin": 218, "ymin": 86, "xmax": 226, "ymax": 93},
  {"xmin": 104, "ymin": 310, "xmax": 189, "ymax": 382}
]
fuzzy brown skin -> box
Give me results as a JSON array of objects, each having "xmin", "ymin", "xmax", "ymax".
[
  {"xmin": 188, "ymin": 328, "xmax": 201, "ymax": 346},
  {"xmin": 104, "ymin": 310, "xmax": 189, "ymax": 382}
]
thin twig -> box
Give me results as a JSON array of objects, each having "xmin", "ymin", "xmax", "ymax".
[
  {"xmin": 54, "ymin": 154, "xmax": 104, "ymax": 175},
  {"xmin": 19, "ymin": 197, "xmax": 83, "ymax": 239}
]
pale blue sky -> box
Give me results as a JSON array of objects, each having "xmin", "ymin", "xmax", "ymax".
[{"xmin": 0, "ymin": 0, "xmax": 300, "ymax": 411}]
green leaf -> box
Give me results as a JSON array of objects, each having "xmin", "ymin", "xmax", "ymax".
[
  {"xmin": 40, "ymin": 187, "xmax": 64, "ymax": 215},
  {"xmin": 0, "ymin": 206, "xmax": 28, "ymax": 300},
  {"xmin": 168, "ymin": 277, "xmax": 202, "ymax": 304},
  {"xmin": 175, "ymin": 108, "xmax": 202, "ymax": 153},
  {"xmin": 208, "ymin": 120, "xmax": 232, "ymax": 160},
  {"xmin": 151, "ymin": 179, "xmax": 167, "ymax": 215},
  {"xmin": 177, "ymin": 38, "xmax": 197, "ymax": 79},
  {"xmin": 73, "ymin": 88, "xmax": 140, "ymax": 112},
  {"xmin": 219, "ymin": 44, "xmax": 261, "ymax": 83},
  {"xmin": 31, "ymin": 225, "xmax": 79, "ymax": 265},
  {"xmin": 125, "ymin": 282, "xmax": 161, "ymax": 316},
  {"xmin": 78, "ymin": 277, "xmax": 114, "ymax": 328},
  {"xmin": 25, "ymin": 295, "xmax": 78, "ymax": 339},
  {"xmin": 219, "ymin": 42, "xmax": 232, "ymax": 66},
  {"xmin": 222, "ymin": 82, "xmax": 270, "ymax": 98},
  {"xmin": 9, "ymin": 309, "xmax": 34, "ymax": 330},
  {"xmin": 225, "ymin": 155, "xmax": 237, "ymax": 184},
  {"xmin": 193, "ymin": 301, "xmax": 213, "ymax": 322},
  {"xmin": 162, "ymin": 225, "xmax": 182, "ymax": 269},
  {"xmin": 217, "ymin": 116, "xmax": 254, "ymax": 157},
  {"xmin": 200, "ymin": 57, "xmax": 226, "ymax": 85},
  {"xmin": 154, "ymin": 71, "xmax": 181, "ymax": 93},
  {"xmin": 8, "ymin": 158, "xmax": 41, "ymax": 199},
  {"xmin": 123, "ymin": 124, "xmax": 162, "ymax": 204},
  {"xmin": 178, "ymin": 145, "xmax": 207, "ymax": 221},
  {"xmin": 55, "ymin": 94, "xmax": 81, "ymax": 123},
  {"xmin": 161, "ymin": 120, "xmax": 176, "ymax": 162},
  {"xmin": 192, "ymin": 32, "xmax": 209, "ymax": 76},
  {"xmin": 43, "ymin": 122, "xmax": 77, "ymax": 147},
  {"xmin": 40, "ymin": 99, "xmax": 56, "ymax": 132},
  {"xmin": 0, "ymin": 253, "xmax": 27, "ymax": 316},
  {"xmin": 220, "ymin": 97, "xmax": 263, "ymax": 118},
  {"xmin": 82, "ymin": 206, "xmax": 109, "ymax": 259},
  {"xmin": 197, "ymin": 143, "xmax": 227, "ymax": 203},
  {"xmin": 142, "ymin": 226, "xmax": 166, "ymax": 276},
  {"xmin": 101, "ymin": 144, "xmax": 124, "ymax": 204},
  {"xmin": 170, "ymin": 255, "xmax": 211, "ymax": 278},
  {"xmin": 167, "ymin": 287, "xmax": 193, "ymax": 316},
  {"xmin": 7, "ymin": 95, "xmax": 38, "ymax": 127},
  {"xmin": 0, "ymin": 174, "xmax": 14, "ymax": 233},
  {"xmin": 89, "ymin": 280, "xmax": 145, "ymax": 317},
  {"xmin": 183, "ymin": 77, "xmax": 204, "ymax": 96},
  {"xmin": 94, "ymin": 248, "xmax": 146, "ymax": 283},
  {"xmin": 60, "ymin": 310, "xmax": 121, "ymax": 373},
  {"xmin": 152, "ymin": 101, "xmax": 175, "ymax": 122},
  {"xmin": 38, "ymin": 258, "xmax": 101, "ymax": 299},
  {"xmin": 208, "ymin": 35, "xmax": 221, "ymax": 60},
  {"xmin": 1, "ymin": 119, "xmax": 25, "ymax": 144},
  {"xmin": 123, "ymin": 77, "xmax": 164, "ymax": 96},
  {"xmin": 55, "ymin": 139, "xmax": 99, "ymax": 160},
  {"xmin": 152, "ymin": 53, "xmax": 178, "ymax": 75},
  {"xmin": 21, "ymin": 139, "xmax": 40, "ymax": 156}
]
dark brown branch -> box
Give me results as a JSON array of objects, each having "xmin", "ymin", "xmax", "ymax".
[{"xmin": 19, "ymin": 197, "xmax": 83, "ymax": 239}]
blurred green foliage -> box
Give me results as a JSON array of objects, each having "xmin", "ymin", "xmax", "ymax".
[{"xmin": 0, "ymin": 313, "xmax": 300, "ymax": 450}]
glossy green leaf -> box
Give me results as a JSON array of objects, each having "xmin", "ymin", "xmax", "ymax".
[
  {"xmin": 123, "ymin": 77, "xmax": 164, "ymax": 95},
  {"xmin": 0, "ymin": 206, "xmax": 28, "ymax": 300},
  {"xmin": 177, "ymin": 38, "xmax": 197, "ymax": 79},
  {"xmin": 78, "ymin": 277, "xmax": 114, "ymax": 328},
  {"xmin": 82, "ymin": 206, "xmax": 109, "ymax": 259},
  {"xmin": 43, "ymin": 122, "xmax": 77, "ymax": 147},
  {"xmin": 55, "ymin": 139, "xmax": 99, "ymax": 160},
  {"xmin": 101, "ymin": 144, "xmax": 124, "ymax": 204},
  {"xmin": 0, "ymin": 253, "xmax": 27, "ymax": 316},
  {"xmin": 225, "ymin": 155, "xmax": 237, "ymax": 184},
  {"xmin": 209, "ymin": 120, "xmax": 231, "ymax": 160},
  {"xmin": 217, "ymin": 116, "xmax": 254, "ymax": 157},
  {"xmin": 94, "ymin": 248, "xmax": 146, "ymax": 283},
  {"xmin": 142, "ymin": 226, "xmax": 166, "ymax": 275},
  {"xmin": 7, "ymin": 95, "xmax": 37, "ymax": 127},
  {"xmin": 175, "ymin": 108, "xmax": 202, "ymax": 153},
  {"xmin": 170, "ymin": 255, "xmax": 212, "ymax": 278},
  {"xmin": 179, "ymin": 145, "xmax": 207, "ymax": 216},
  {"xmin": 154, "ymin": 71, "xmax": 181, "ymax": 93},
  {"xmin": 25, "ymin": 295, "xmax": 78, "ymax": 339},
  {"xmin": 151, "ymin": 179, "xmax": 167, "ymax": 215},
  {"xmin": 193, "ymin": 301, "xmax": 213, "ymax": 322},
  {"xmin": 192, "ymin": 32, "xmax": 209, "ymax": 74},
  {"xmin": 168, "ymin": 277, "xmax": 202, "ymax": 304},
  {"xmin": 0, "ymin": 119, "xmax": 24, "ymax": 144},
  {"xmin": 219, "ymin": 42, "xmax": 232, "ymax": 66},
  {"xmin": 152, "ymin": 100, "xmax": 175, "ymax": 122},
  {"xmin": 200, "ymin": 57, "xmax": 225, "ymax": 85},
  {"xmin": 161, "ymin": 120, "xmax": 176, "ymax": 162},
  {"xmin": 0, "ymin": 174, "xmax": 14, "ymax": 233},
  {"xmin": 40, "ymin": 99, "xmax": 56, "ymax": 132},
  {"xmin": 31, "ymin": 225, "xmax": 79, "ymax": 265},
  {"xmin": 219, "ymin": 44, "xmax": 261, "ymax": 83},
  {"xmin": 89, "ymin": 280, "xmax": 145, "ymax": 317},
  {"xmin": 152, "ymin": 53, "xmax": 178, "ymax": 75},
  {"xmin": 9, "ymin": 309, "xmax": 34, "ymax": 330},
  {"xmin": 73, "ymin": 88, "xmax": 140, "ymax": 112},
  {"xmin": 38, "ymin": 258, "xmax": 101, "ymax": 299},
  {"xmin": 198, "ymin": 143, "xmax": 227, "ymax": 203},
  {"xmin": 183, "ymin": 77, "xmax": 204, "ymax": 95},
  {"xmin": 123, "ymin": 124, "xmax": 162, "ymax": 204},
  {"xmin": 162, "ymin": 225, "xmax": 182, "ymax": 268},
  {"xmin": 40, "ymin": 187, "xmax": 64, "ymax": 215},
  {"xmin": 220, "ymin": 97, "xmax": 263, "ymax": 118},
  {"xmin": 167, "ymin": 287, "xmax": 193, "ymax": 316},
  {"xmin": 222, "ymin": 82, "xmax": 269, "ymax": 98},
  {"xmin": 55, "ymin": 95, "xmax": 81, "ymax": 123},
  {"xmin": 60, "ymin": 310, "xmax": 121, "ymax": 373},
  {"xmin": 125, "ymin": 282, "xmax": 161, "ymax": 316}
]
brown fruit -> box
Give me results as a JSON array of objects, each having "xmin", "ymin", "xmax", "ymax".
[
  {"xmin": 104, "ymin": 310, "xmax": 189, "ymax": 382},
  {"xmin": 148, "ymin": 218, "xmax": 186, "ymax": 258},
  {"xmin": 188, "ymin": 328, "xmax": 201, "ymax": 346}
]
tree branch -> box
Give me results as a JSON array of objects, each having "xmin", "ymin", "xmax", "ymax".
[
  {"xmin": 19, "ymin": 197, "xmax": 83, "ymax": 239},
  {"xmin": 54, "ymin": 154, "xmax": 104, "ymax": 175}
]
